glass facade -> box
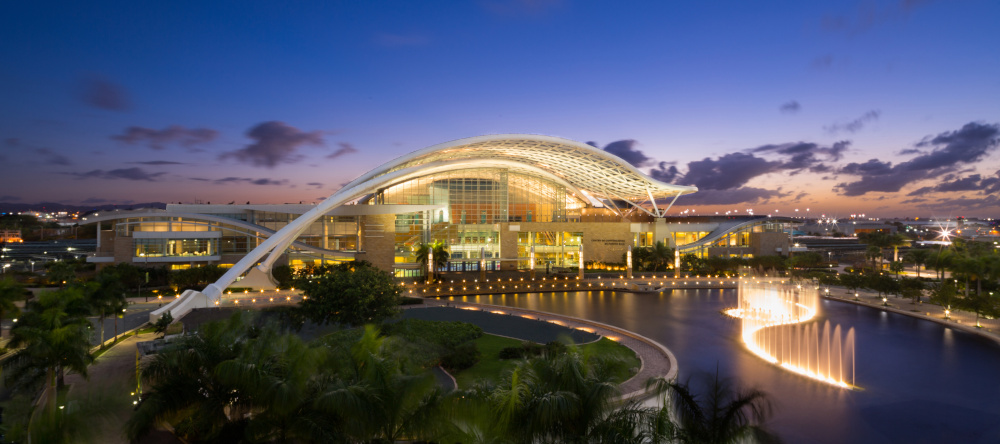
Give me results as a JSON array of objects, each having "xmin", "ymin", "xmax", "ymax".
[
  {"xmin": 115, "ymin": 214, "xmax": 360, "ymax": 267},
  {"xmin": 381, "ymin": 169, "xmax": 586, "ymax": 268},
  {"xmin": 516, "ymin": 231, "xmax": 583, "ymax": 269},
  {"xmin": 135, "ymin": 238, "xmax": 217, "ymax": 258}
]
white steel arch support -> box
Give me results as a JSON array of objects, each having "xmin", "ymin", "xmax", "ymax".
[
  {"xmin": 255, "ymin": 158, "xmax": 606, "ymax": 271},
  {"xmin": 150, "ymin": 134, "xmax": 699, "ymax": 322}
]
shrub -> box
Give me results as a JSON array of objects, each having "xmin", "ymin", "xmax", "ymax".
[
  {"xmin": 441, "ymin": 341, "xmax": 480, "ymax": 372},
  {"xmin": 499, "ymin": 341, "xmax": 568, "ymax": 360},
  {"xmin": 383, "ymin": 319, "xmax": 483, "ymax": 349}
]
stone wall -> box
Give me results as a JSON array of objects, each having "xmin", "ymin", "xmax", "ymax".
[
  {"xmin": 750, "ymin": 232, "xmax": 789, "ymax": 257},
  {"xmin": 356, "ymin": 214, "xmax": 396, "ymax": 271}
]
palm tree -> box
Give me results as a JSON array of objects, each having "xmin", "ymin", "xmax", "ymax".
[
  {"xmin": 415, "ymin": 241, "xmax": 449, "ymax": 281},
  {"xmin": 315, "ymin": 325, "xmax": 448, "ymax": 442},
  {"xmin": 0, "ymin": 278, "xmax": 24, "ymax": 339},
  {"xmin": 84, "ymin": 268, "xmax": 128, "ymax": 347},
  {"xmin": 889, "ymin": 261, "xmax": 905, "ymax": 278},
  {"xmin": 126, "ymin": 312, "xmax": 256, "ymax": 441},
  {"xmin": 4, "ymin": 288, "xmax": 94, "ymax": 412},
  {"xmin": 466, "ymin": 345, "xmax": 646, "ymax": 443},
  {"xmin": 651, "ymin": 241, "xmax": 675, "ymax": 272},
  {"xmin": 903, "ymin": 249, "xmax": 931, "ymax": 278},
  {"xmin": 927, "ymin": 249, "xmax": 955, "ymax": 280},
  {"xmin": 45, "ymin": 261, "xmax": 76, "ymax": 287},
  {"xmin": 887, "ymin": 233, "xmax": 909, "ymax": 263},
  {"xmin": 649, "ymin": 371, "xmax": 782, "ymax": 444},
  {"xmin": 864, "ymin": 245, "xmax": 882, "ymax": 272}
]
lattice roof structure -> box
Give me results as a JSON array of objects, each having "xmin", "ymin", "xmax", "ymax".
[{"xmin": 342, "ymin": 134, "xmax": 697, "ymax": 216}]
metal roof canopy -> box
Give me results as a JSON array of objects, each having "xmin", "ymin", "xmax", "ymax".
[{"xmin": 341, "ymin": 134, "xmax": 697, "ymax": 213}]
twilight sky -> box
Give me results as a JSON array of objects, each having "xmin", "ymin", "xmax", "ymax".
[{"xmin": 1, "ymin": 0, "xmax": 998, "ymax": 218}]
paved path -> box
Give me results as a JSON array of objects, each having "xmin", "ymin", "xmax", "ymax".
[
  {"xmin": 63, "ymin": 332, "xmax": 180, "ymax": 444},
  {"xmin": 416, "ymin": 298, "xmax": 677, "ymax": 399},
  {"xmin": 821, "ymin": 284, "xmax": 1000, "ymax": 343}
]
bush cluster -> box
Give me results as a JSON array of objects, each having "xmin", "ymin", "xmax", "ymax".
[{"xmin": 498, "ymin": 341, "xmax": 567, "ymax": 360}]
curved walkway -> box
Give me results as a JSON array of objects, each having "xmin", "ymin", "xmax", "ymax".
[
  {"xmin": 417, "ymin": 298, "xmax": 677, "ymax": 400},
  {"xmin": 821, "ymin": 285, "xmax": 1000, "ymax": 345}
]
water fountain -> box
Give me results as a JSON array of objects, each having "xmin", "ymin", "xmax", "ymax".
[{"xmin": 726, "ymin": 278, "xmax": 856, "ymax": 389}]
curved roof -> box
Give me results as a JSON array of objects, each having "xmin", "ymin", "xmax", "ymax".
[{"xmin": 341, "ymin": 134, "xmax": 697, "ymax": 204}]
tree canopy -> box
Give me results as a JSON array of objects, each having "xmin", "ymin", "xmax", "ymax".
[{"xmin": 295, "ymin": 261, "xmax": 402, "ymax": 326}]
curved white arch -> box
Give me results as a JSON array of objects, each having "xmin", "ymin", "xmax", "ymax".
[
  {"xmin": 81, "ymin": 211, "xmax": 354, "ymax": 259},
  {"xmin": 255, "ymin": 159, "xmax": 606, "ymax": 270},
  {"xmin": 151, "ymin": 134, "xmax": 699, "ymax": 321}
]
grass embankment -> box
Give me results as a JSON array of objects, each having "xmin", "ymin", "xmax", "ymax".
[{"xmin": 454, "ymin": 335, "xmax": 640, "ymax": 389}]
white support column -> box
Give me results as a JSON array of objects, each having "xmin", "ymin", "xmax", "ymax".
[
  {"xmin": 645, "ymin": 188, "xmax": 661, "ymax": 217},
  {"xmin": 663, "ymin": 191, "xmax": 683, "ymax": 215}
]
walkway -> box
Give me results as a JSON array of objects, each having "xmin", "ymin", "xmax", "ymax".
[
  {"xmin": 821, "ymin": 285, "xmax": 1000, "ymax": 343},
  {"xmin": 63, "ymin": 332, "xmax": 181, "ymax": 444}
]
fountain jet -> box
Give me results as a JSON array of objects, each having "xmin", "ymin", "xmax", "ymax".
[{"xmin": 726, "ymin": 278, "xmax": 856, "ymax": 389}]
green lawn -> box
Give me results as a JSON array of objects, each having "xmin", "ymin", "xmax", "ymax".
[
  {"xmin": 452, "ymin": 335, "xmax": 641, "ymax": 389},
  {"xmin": 453, "ymin": 334, "xmax": 523, "ymax": 388}
]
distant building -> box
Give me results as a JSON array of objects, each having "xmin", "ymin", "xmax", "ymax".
[{"xmin": 0, "ymin": 230, "xmax": 23, "ymax": 243}]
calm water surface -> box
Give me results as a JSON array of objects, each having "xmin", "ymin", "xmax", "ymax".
[{"xmin": 448, "ymin": 290, "xmax": 1000, "ymax": 444}]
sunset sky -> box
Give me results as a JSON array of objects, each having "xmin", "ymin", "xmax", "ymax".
[{"xmin": 1, "ymin": 0, "xmax": 998, "ymax": 218}]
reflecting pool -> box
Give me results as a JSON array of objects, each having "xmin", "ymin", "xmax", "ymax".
[{"xmin": 447, "ymin": 289, "xmax": 1000, "ymax": 444}]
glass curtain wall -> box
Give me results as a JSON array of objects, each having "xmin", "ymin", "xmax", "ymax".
[
  {"xmin": 379, "ymin": 168, "xmax": 584, "ymax": 271},
  {"xmin": 135, "ymin": 238, "xmax": 217, "ymax": 257},
  {"xmin": 517, "ymin": 231, "xmax": 583, "ymax": 269}
]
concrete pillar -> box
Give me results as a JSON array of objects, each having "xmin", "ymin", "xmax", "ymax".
[
  {"xmin": 529, "ymin": 246, "xmax": 536, "ymax": 280},
  {"xmin": 479, "ymin": 247, "xmax": 486, "ymax": 282},
  {"xmin": 578, "ymin": 244, "xmax": 584, "ymax": 280},
  {"xmin": 426, "ymin": 249, "xmax": 434, "ymax": 284},
  {"xmin": 674, "ymin": 249, "xmax": 681, "ymax": 278},
  {"xmin": 626, "ymin": 247, "xmax": 633, "ymax": 279}
]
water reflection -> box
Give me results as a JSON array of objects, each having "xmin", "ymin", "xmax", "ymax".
[{"xmin": 464, "ymin": 289, "xmax": 1000, "ymax": 444}]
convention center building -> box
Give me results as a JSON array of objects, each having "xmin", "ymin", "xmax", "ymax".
[{"xmin": 84, "ymin": 134, "xmax": 792, "ymax": 278}]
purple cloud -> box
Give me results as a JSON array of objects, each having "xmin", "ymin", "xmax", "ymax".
[
  {"xmin": 213, "ymin": 177, "xmax": 289, "ymax": 186},
  {"xmin": 326, "ymin": 142, "xmax": 358, "ymax": 159},
  {"xmin": 675, "ymin": 187, "xmax": 788, "ymax": 206},
  {"xmin": 824, "ymin": 110, "xmax": 880, "ymax": 134},
  {"xmin": 600, "ymin": 140, "xmax": 651, "ymax": 167},
  {"xmin": 33, "ymin": 147, "xmax": 73, "ymax": 166},
  {"xmin": 221, "ymin": 121, "xmax": 325, "ymax": 168},
  {"xmin": 66, "ymin": 167, "xmax": 166, "ymax": 181},
  {"xmin": 779, "ymin": 100, "xmax": 802, "ymax": 113},
  {"xmin": 837, "ymin": 122, "xmax": 999, "ymax": 196},
  {"xmin": 79, "ymin": 74, "xmax": 131, "ymax": 111},
  {"xmin": 112, "ymin": 125, "xmax": 218, "ymax": 150},
  {"xmin": 680, "ymin": 152, "xmax": 783, "ymax": 190}
]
